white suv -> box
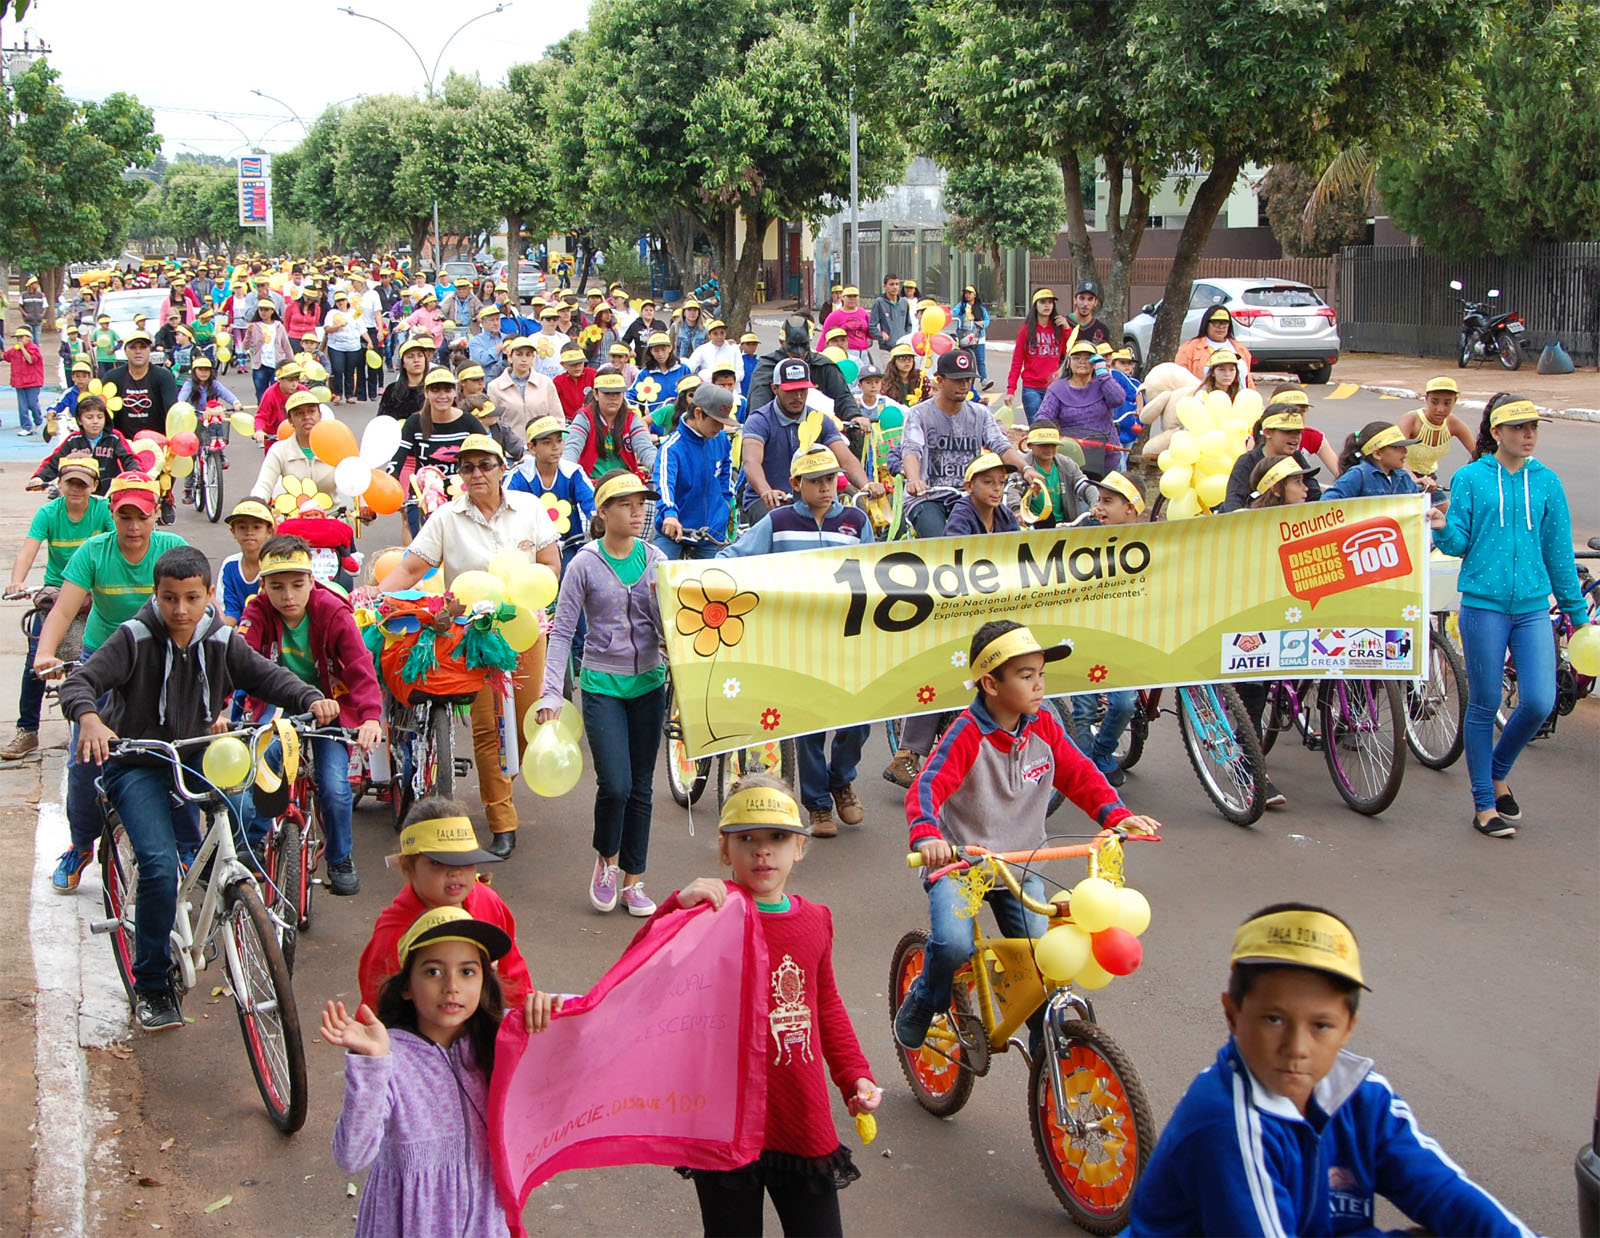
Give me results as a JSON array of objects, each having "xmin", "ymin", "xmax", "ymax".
[{"xmin": 1122, "ymin": 277, "xmax": 1341, "ymax": 384}]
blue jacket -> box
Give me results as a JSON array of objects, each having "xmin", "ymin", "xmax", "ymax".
[
  {"xmin": 652, "ymin": 419, "xmax": 732, "ymax": 535},
  {"xmin": 1128, "ymin": 1040, "xmax": 1530, "ymax": 1238},
  {"xmin": 468, "ymin": 329, "xmax": 507, "ymax": 378},
  {"xmin": 1432, "ymin": 455, "xmax": 1585, "ymax": 621},
  {"xmin": 943, "ymin": 494, "xmax": 1019, "ymax": 537},
  {"xmin": 507, "ymin": 457, "xmax": 596, "ymax": 555},
  {"xmin": 719, "ymin": 498, "xmax": 873, "ymax": 557},
  {"xmin": 739, "ymin": 353, "xmax": 759, "ymax": 401},
  {"xmin": 1322, "ymin": 459, "xmax": 1419, "ymax": 501},
  {"xmin": 676, "ymin": 323, "xmax": 707, "ymax": 358}
]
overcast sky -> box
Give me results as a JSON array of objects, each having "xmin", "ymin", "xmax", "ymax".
[{"xmin": 11, "ymin": 0, "xmax": 589, "ymax": 159}]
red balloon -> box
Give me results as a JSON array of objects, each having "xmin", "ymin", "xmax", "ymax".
[
  {"xmin": 133, "ymin": 429, "xmax": 168, "ymax": 445},
  {"xmin": 929, "ymin": 333, "xmax": 955, "ymax": 355},
  {"xmin": 1091, "ymin": 927, "xmax": 1144, "ymax": 976},
  {"xmin": 169, "ymin": 431, "xmax": 200, "ymax": 457},
  {"xmin": 911, "ymin": 330, "xmax": 927, "ymax": 356}
]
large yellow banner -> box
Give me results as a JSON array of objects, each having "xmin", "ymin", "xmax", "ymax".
[{"xmin": 659, "ymin": 496, "xmax": 1430, "ymax": 758}]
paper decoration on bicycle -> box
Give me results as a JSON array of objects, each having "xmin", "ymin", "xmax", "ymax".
[
  {"xmin": 540, "ymin": 493, "xmax": 573, "ymax": 535},
  {"xmin": 277, "ymin": 510, "xmax": 361, "ymax": 584},
  {"xmin": 410, "ymin": 465, "xmax": 460, "ymax": 518},
  {"xmin": 364, "ymin": 591, "xmax": 521, "ymax": 707},
  {"xmin": 272, "ymin": 475, "xmax": 335, "ymax": 519}
]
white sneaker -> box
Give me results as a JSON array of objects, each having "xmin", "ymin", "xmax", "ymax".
[{"xmin": 588, "ymin": 856, "xmax": 619, "ymax": 913}]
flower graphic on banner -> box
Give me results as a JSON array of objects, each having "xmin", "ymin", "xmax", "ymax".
[
  {"xmin": 1401, "ymin": 604, "xmax": 1421, "ymax": 622},
  {"xmin": 1087, "ymin": 664, "xmax": 1108, "ymax": 684},
  {"xmin": 760, "ymin": 708, "xmax": 782, "ymax": 731},
  {"xmin": 916, "ymin": 685, "xmax": 937, "ymax": 705},
  {"xmin": 722, "ymin": 677, "xmax": 742, "ymax": 699},
  {"xmin": 1064, "ymin": 637, "xmax": 1075, "ymax": 651},
  {"xmin": 676, "ymin": 569, "xmax": 759, "ymax": 658},
  {"xmin": 950, "ymin": 650, "xmax": 967, "ymax": 667},
  {"xmin": 1285, "ymin": 606, "xmax": 1304, "ymax": 624}
]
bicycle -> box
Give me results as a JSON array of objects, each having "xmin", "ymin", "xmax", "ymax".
[
  {"xmin": 187, "ymin": 404, "xmax": 234, "ymax": 524},
  {"xmin": 888, "ymin": 831, "xmax": 1158, "ymax": 1233},
  {"xmin": 663, "ymin": 674, "xmax": 711, "ymax": 808},
  {"xmin": 1496, "ymin": 544, "xmax": 1600, "ymax": 741},
  {"xmin": 1403, "ymin": 608, "xmax": 1467, "ymax": 770},
  {"xmin": 385, "ymin": 688, "xmax": 474, "ymax": 831},
  {"xmin": 91, "ymin": 729, "xmax": 308, "ymax": 1133},
  {"xmin": 1261, "ymin": 677, "xmax": 1407, "ymax": 815}
]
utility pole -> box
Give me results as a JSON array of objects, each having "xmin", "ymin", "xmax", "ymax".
[{"xmin": 848, "ymin": 9, "xmax": 860, "ymax": 294}]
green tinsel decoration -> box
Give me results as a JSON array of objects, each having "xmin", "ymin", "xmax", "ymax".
[{"xmin": 459, "ymin": 621, "xmax": 520, "ymax": 673}]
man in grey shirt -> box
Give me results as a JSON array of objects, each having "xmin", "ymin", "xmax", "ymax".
[
  {"xmin": 901, "ymin": 348, "xmax": 1041, "ymax": 537},
  {"xmin": 868, "ymin": 273, "xmax": 912, "ymax": 355}
]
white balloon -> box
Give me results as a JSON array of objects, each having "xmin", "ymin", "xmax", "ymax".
[
  {"xmin": 334, "ymin": 457, "xmax": 373, "ymax": 501},
  {"xmin": 359, "ymin": 416, "xmax": 403, "ymax": 469}
]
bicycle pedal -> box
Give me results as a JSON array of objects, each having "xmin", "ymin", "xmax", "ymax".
[{"xmin": 453, "ymin": 757, "xmax": 472, "ymax": 776}]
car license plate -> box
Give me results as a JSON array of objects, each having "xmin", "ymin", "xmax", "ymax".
[
  {"xmin": 1507, "ymin": 321, "xmax": 1525, "ymax": 333},
  {"xmin": 1277, "ymin": 316, "xmax": 1306, "ymax": 328}
]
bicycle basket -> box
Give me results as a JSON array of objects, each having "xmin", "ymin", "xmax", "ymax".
[{"xmin": 365, "ymin": 592, "xmax": 520, "ymax": 708}]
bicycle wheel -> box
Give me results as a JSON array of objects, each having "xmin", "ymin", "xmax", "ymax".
[
  {"xmin": 189, "ymin": 451, "xmax": 208, "ymax": 515},
  {"xmin": 1405, "ymin": 632, "xmax": 1466, "ymax": 769},
  {"xmin": 1259, "ymin": 682, "xmax": 1290, "ymax": 756},
  {"xmin": 715, "ymin": 737, "xmax": 798, "ymax": 810},
  {"xmin": 1116, "ymin": 710, "xmax": 1147, "ymax": 772},
  {"xmin": 299, "ymin": 797, "xmax": 323, "ymax": 933},
  {"xmin": 224, "ymin": 882, "xmax": 308, "ymax": 1134},
  {"xmin": 99, "ymin": 820, "xmax": 139, "ymax": 1007},
  {"xmin": 883, "ymin": 716, "xmax": 903, "ymax": 755},
  {"xmin": 267, "ymin": 815, "xmax": 301, "ymax": 972},
  {"xmin": 1320, "ymin": 680, "xmax": 1406, "ymax": 815},
  {"xmin": 1176, "ymin": 684, "xmax": 1265, "ymax": 826},
  {"xmin": 203, "ymin": 451, "xmax": 225, "ymax": 523},
  {"xmin": 387, "ymin": 702, "xmax": 416, "ymax": 832},
  {"xmin": 427, "ymin": 701, "xmax": 456, "ymax": 799},
  {"xmin": 887, "ymin": 930, "xmax": 975, "ymax": 1118},
  {"xmin": 1029, "ymin": 1019, "xmax": 1155, "ymax": 1235},
  {"xmin": 663, "ymin": 683, "xmax": 711, "ymax": 808}
]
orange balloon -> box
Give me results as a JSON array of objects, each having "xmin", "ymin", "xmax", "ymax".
[
  {"xmin": 372, "ymin": 548, "xmax": 405, "ymax": 584},
  {"xmin": 310, "ymin": 418, "xmax": 359, "ymax": 466},
  {"xmin": 277, "ymin": 421, "xmax": 295, "ymax": 440},
  {"xmin": 364, "ymin": 470, "xmax": 404, "ymax": 515}
]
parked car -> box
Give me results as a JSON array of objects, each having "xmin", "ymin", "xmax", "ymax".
[
  {"xmin": 490, "ymin": 259, "xmax": 545, "ymax": 299},
  {"xmin": 96, "ymin": 288, "xmax": 176, "ymax": 362},
  {"xmin": 1122, "ymin": 277, "xmax": 1341, "ymax": 384},
  {"xmin": 441, "ymin": 260, "xmax": 481, "ymax": 285},
  {"xmin": 1580, "ymin": 1074, "xmax": 1599, "ymax": 1237}
]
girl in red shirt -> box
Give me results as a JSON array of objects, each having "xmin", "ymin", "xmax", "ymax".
[
  {"xmin": 668, "ymin": 775, "xmax": 880, "ymax": 1238},
  {"xmin": 1006, "ymin": 288, "xmax": 1071, "ymax": 421}
]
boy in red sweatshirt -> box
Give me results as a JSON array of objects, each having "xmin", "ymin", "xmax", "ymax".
[
  {"xmin": 5, "ymin": 325, "xmax": 46, "ymax": 435},
  {"xmin": 357, "ymin": 802, "xmax": 532, "ymax": 1008},
  {"xmin": 553, "ymin": 344, "xmax": 597, "ymax": 417},
  {"xmin": 237, "ymin": 535, "xmax": 382, "ymax": 894},
  {"xmin": 894, "ymin": 619, "xmax": 1161, "ymax": 1054}
]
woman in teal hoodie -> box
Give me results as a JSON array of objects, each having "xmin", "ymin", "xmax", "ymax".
[{"xmin": 1431, "ymin": 395, "xmax": 1589, "ymax": 839}]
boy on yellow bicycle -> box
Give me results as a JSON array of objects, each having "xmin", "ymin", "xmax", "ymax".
[{"xmin": 894, "ymin": 620, "xmax": 1161, "ymax": 1054}]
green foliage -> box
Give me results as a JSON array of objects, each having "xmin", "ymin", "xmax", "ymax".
[
  {"xmin": 1378, "ymin": 0, "xmax": 1600, "ymax": 256},
  {"xmin": 0, "ymin": 61, "xmax": 159, "ymax": 268},
  {"xmin": 943, "ymin": 156, "xmax": 1065, "ymax": 259},
  {"xmin": 1261, "ymin": 163, "xmax": 1368, "ymax": 257},
  {"xmin": 149, "ymin": 163, "xmax": 247, "ymax": 250}
]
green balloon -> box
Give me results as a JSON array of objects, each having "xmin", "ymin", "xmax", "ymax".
[
  {"xmin": 838, "ymin": 357, "xmax": 860, "ymax": 384},
  {"xmin": 878, "ymin": 404, "xmax": 905, "ymax": 432}
]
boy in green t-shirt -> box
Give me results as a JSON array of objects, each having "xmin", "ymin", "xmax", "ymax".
[
  {"xmin": 91, "ymin": 314, "xmax": 122, "ymax": 378},
  {"xmin": 33, "ymin": 474, "xmax": 187, "ymax": 892},
  {"xmin": 2, "ymin": 456, "xmax": 114, "ymax": 759}
]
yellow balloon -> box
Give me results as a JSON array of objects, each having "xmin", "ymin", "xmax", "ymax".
[
  {"xmin": 822, "ymin": 345, "xmax": 848, "ymax": 364},
  {"xmin": 169, "ymin": 454, "xmax": 195, "ymax": 478},
  {"xmin": 994, "ymin": 404, "xmax": 1015, "ymax": 427},
  {"xmin": 1115, "ymin": 887, "xmax": 1152, "ymax": 937},
  {"xmin": 1169, "ymin": 431, "xmax": 1200, "ymax": 467},
  {"xmin": 1174, "ymin": 396, "xmax": 1211, "ymax": 434},
  {"xmin": 499, "ymin": 606, "xmax": 541, "ymax": 652},
  {"xmin": 1167, "ymin": 490, "xmax": 1202, "ymax": 520},
  {"xmin": 1198, "ymin": 428, "xmax": 1230, "ymax": 459},
  {"xmin": 922, "ymin": 306, "xmax": 948, "ymax": 335},
  {"xmin": 1197, "ymin": 472, "xmax": 1228, "ymax": 510},
  {"xmin": 1232, "ymin": 388, "xmax": 1265, "ymax": 421},
  {"xmin": 451, "ymin": 569, "xmax": 508, "ymax": 609},
  {"xmin": 417, "ymin": 568, "xmax": 446, "ymax": 595},
  {"xmin": 521, "ymin": 724, "xmax": 582, "ymax": 796},
  {"xmin": 202, "ymin": 735, "xmax": 253, "ymax": 791},
  {"xmin": 215, "ymin": 346, "xmax": 233, "ymax": 364},
  {"xmin": 1155, "ymin": 449, "xmax": 1174, "ymax": 472},
  {"xmin": 1034, "ymin": 924, "xmax": 1092, "ymax": 983},
  {"xmin": 1070, "ymin": 877, "xmax": 1121, "ymax": 933},
  {"xmin": 1159, "ymin": 465, "xmax": 1193, "ymax": 500},
  {"xmin": 166, "ymin": 402, "xmax": 197, "ymax": 436},
  {"xmin": 1568, "ymin": 623, "xmax": 1600, "ymax": 676},
  {"xmin": 1074, "ymin": 957, "xmax": 1115, "ymax": 990},
  {"xmin": 509, "ymin": 562, "xmax": 558, "ymax": 611},
  {"xmin": 524, "ymin": 706, "xmax": 584, "ymax": 747},
  {"xmin": 487, "ymin": 546, "xmax": 528, "ymax": 585},
  {"xmin": 310, "ymin": 385, "xmax": 333, "ymax": 404},
  {"xmin": 1222, "ymin": 418, "xmax": 1249, "ymax": 440},
  {"xmin": 231, "ymin": 410, "xmax": 256, "ymax": 437},
  {"xmin": 1204, "ymin": 389, "xmax": 1234, "ymax": 423}
]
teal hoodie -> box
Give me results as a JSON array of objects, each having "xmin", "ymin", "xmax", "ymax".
[{"xmin": 1434, "ymin": 455, "xmax": 1585, "ymax": 620}]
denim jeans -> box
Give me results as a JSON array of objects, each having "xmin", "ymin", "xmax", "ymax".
[
  {"xmin": 906, "ymin": 870, "xmax": 1048, "ymax": 1045},
  {"xmin": 18, "ymin": 627, "xmax": 45, "ymax": 732},
  {"xmin": 560, "ymin": 544, "xmax": 586, "ymax": 679},
  {"xmin": 328, "ymin": 347, "xmax": 361, "ymax": 401},
  {"xmin": 581, "ymin": 686, "xmax": 665, "ymax": 874},
  {"xmin": 1021, "ymin": 386, "xmax": 1046, "ymax": 420},
  {"xmin": 651, "ymin": 532, "xmax": 721, "ymax": 561},
  {"xmin": 796, "ymin": 725, "xmax": 870, "ymax": 812},
  {"xmin": 14, "ymin": 386, "xmax": 43, "ymax": 429},
  {"xmin": 103, "ymin": 762, "xmax": 207, "ymax": 994},
  {"xmin": 1460, "ymin": 605, "xmax": 1556, "ymax": 812},
  {"xmin": 251, "ymin": 365, "xmax": 275, "ymax": 402},
  {"xmin": 244, "ymin": 735, "xmax": 354, "ymax": 864},
  {"xmin": 1070, "ymin": 690, "xmax": 1137, "ymax": 772},
  {"xmin": 970, "ymin": 342, "xmax": 988, "ymax": 382},
  {"xmin": 908, "ymin": 495, "xmax": 953, "ymax": 539},
  {"xmin": 65, "ymin": 645, "xmax": 109, "ymax": 853}
]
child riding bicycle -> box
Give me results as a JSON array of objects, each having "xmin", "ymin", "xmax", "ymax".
[
  {"xmin": 893, "ymin": 620, "xmax": 1161, "ymax": 1055},
  {"xmin": 58, "ymin": 546, "xmax": 338, "ymax": 1031}
]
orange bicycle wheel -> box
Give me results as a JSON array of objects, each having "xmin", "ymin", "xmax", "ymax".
[
  {"xmin": 1028, "ymin": 1018, "xmax": 1153, "ymax": 1234},
  {"xmin": 888, "ymin": 930, "xmax": 974, "ymax": 1117}
]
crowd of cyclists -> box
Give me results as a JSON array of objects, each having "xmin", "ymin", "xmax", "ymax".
[{"xmin": 2, "ymin": 249, "xmax": 1586, "ymax": 1237}]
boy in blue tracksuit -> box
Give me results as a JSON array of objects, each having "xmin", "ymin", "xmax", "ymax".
[
  {"xmin": 1128, "ymin": 903, "xmax": 1531, "ymax": 1237},
  {"xmin": 1323, "ymin": 421, "xmax": 1423, "ymax": 500},
  {"xmin": 651, "ymin": 383, "xmax": 736, "ymax": 559}
]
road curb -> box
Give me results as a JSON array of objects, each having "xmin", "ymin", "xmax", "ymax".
[{"xmin": 1355, "ymin": 384, "xmax": 1600, "ymax": 423}]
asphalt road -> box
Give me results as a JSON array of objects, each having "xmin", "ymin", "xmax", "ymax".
[{"xmin": 49, "ymin": 361, "xmax": 1600, "ymax": 1235}]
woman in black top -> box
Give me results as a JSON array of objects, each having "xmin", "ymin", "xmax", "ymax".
[
  {"xmin": 377, "ymin": 335, "xmax": 433, "ymax": 422},
  {"xmin": 1220, "ymin": 405, "xmax": 1324, "ymax": 513},
  {"xmin": 387, "ymin": 365, "xmax": 486, "ymax": 536}
]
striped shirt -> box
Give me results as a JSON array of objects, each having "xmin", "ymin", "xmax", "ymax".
[{"xmin": 717, "ymin": 499, "xmax": 873, "ymax": 558}]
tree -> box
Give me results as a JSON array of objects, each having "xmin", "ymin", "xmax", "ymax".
[
  {"xmin": 1136, "ymin": 0, "xmax": 1487, "ymax": 365},
  {"xmin": 1260, "ymin": 163, "xmax": 1368, "ymax": 258},
  {"xmin": 1377, "ymin": 0, "xmax": 1600, "ymax": 257},
  {"xmin": 556, "ymin": 0, "xmax": 905, "ymax": 331},
  {"xmin": 943, "ymin": 157, "xmax": 1066, "ymax": 306},
  {"xmin": 150, "ymin": 164, "xmax": 246, "ymax": 253},
  {"xmin": 0, "ymin": 61, "xmax": 159, "ymax": 295}
]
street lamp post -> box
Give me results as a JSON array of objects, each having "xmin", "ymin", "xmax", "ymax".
[{"xmin": 337, "ymin": 4, "xmax": 513, "ymax": 271}]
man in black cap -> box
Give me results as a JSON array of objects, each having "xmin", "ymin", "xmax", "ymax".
[
  {"xmin": 747, "ymin": 317, "xmax": 861, "ymax": 422},
  {"xmin": 1069, "ymin": 280, "xmax": 1112, "ymax": 348}
]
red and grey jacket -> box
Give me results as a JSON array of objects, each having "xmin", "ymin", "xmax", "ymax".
[
  {"xmin": 907, "ymin": 694, "xmax": 1130, "ymax": 853},
  {"xmin": 236, "ymin": 583, "xmax": 382, "ymax": 727}
]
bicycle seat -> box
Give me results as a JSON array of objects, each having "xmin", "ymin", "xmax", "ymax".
[{"xmin": 408, "ymin": 690, "xmax": 481, "ymax": 708}]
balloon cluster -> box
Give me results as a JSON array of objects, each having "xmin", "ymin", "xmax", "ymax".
[
  {"xmin": 519, "ymin": 707, "xmax": 583, "ymax": 797},
  {"xmin": 1033, "ymin": 876, "xmax": 1152, "ymax": 991},
  {"xmin": 911, "ymin": 304, "xmax": 952, "ymax": 359},
  {"xmin": 447, "ymin": 547, "xmax": 559, "ymax": 654},
  {"xmin": 1154, "ymin": 389, "xmax": 1265, "ymax": 519}
]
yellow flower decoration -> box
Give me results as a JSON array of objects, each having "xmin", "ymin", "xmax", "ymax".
[
  {"xmin": 675, "ymin": 568, "xmax": 758, "ymax": 658},
  {"xmin": 272, "ymin": 474, "xmax": 334, "ymax": 517},
  {"xmin": 540, "ymin": 493, "xmax": 573, "ymax": 535},
  {"xmin": 635, "ymin": 376, "xmax": 662, "ymax": 405}
]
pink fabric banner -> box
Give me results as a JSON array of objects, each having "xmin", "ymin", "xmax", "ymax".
[{"xmin": 489, "ymin": 890, "xmax": 769, "ymax": 1233}]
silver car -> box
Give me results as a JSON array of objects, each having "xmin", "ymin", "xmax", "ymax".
[
  {"xmin": 1122, "ymin": 277, "xmax": 1341, "ymax": 384},
  {"xmin": 95, "ymin": 288, "xmax": 176, "ymax": 363}
]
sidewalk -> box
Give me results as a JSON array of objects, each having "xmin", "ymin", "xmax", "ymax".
[{"xmin": 1328, "ymin": 352, "xmax": 1600, "ymax": 418}]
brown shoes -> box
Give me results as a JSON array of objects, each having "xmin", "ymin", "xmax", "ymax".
[
  {"xmin": 808, "ymin": 808, "xmax": 839, "ymax": 838},
  {"xmin": 833, "ymin": 783, "xmax": 864, "ymax": 826}
]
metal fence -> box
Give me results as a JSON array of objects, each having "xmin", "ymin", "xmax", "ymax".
[
  {"xmin": 1335, "ymin": 243, "xmax": 1600, "ymax": 366},
  {"xmin": 1029, "ymin": 256, "xmax": 1333, "ymax": 295}
]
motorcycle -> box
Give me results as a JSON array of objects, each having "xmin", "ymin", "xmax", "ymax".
[{"xmin": 1451, "ymin": 280, "xmax": 1525, "ymax": 371}]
